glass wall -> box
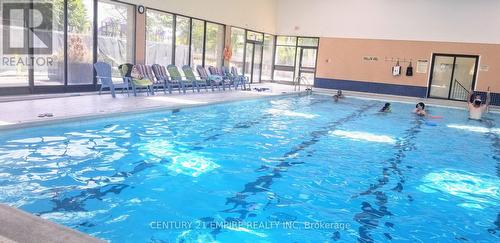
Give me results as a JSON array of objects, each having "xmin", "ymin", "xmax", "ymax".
[
  {"xmin": 34, "ymin": 0, "xmax": 64, "ymax": 86},
  {"xmin": 0, "ymin": 0, "xmax": 30, "ymax": 88},
  {"xmin": 175, "ymin": 16, "xmax": 190, "ymax": 67},
  {"xmin": 0, "ymin": 0, "xmax": 102, "ymax": 92},
  {"xmin": 274, "ymin": 36, "xmax": 297, "ymax": 82},
  {"xmin": 68, "ymin": 0, "xmax": 94, "ymax": 85},
  {"xmin": 97, "ymin": 0, "xmax": 135, "ymax": 77},
  {"xmin": 273, "ymin": 36, "xmax": 318, "ymax": 83},
  {"xmin": 230, "ymin": 27, "xmax": 245, "ymax": 73},
  {"xmin": 146, "ymin": 10, "xmax": 174, "ymax": 66},
  {"xmin": 204, "ymin": 23, "xmax": 224, "ymax": 68},
  {"xmin": 190, "ymin": 19, "xmax": 204, "ymax": 68},
  {"xmin": 261, "ymin": 34, "xmax": 275, "ymax": 81}
]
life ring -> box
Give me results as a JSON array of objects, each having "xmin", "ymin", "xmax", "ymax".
[{"xmin": 224, "ymin": 46, "xmax": 232, "ymax": 60}]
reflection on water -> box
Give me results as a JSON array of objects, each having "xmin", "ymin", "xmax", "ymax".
[
  {"xmin": 418, "ymin": 170, "xmax": 500, "ymax": 209},
  {"xmin": 329, "ymin": 130, "xmax": 396, "ymax": 144}
]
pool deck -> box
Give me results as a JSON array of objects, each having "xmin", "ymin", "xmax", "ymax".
[
  {"xmin": 0, "ymin": 204, "xmax": 103, "ymax": 243},
  {"xmin": 0, "ymin": 83, "xmax": 301, "ymax": 130}
]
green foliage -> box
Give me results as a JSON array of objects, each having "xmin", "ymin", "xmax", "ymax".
[{"xmin": 53, "ymin": 0, "xmax": 91, "ymax": 33}]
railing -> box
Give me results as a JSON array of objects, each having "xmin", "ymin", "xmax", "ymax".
[
  {"xmin": 451, "ymin": 79, "xmax": 470, "ymax": 101},
  {"xmin": 294, "ymin": 76, "xmax": 313, "ymax": 93}
]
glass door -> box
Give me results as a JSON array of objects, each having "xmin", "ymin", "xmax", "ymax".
[
  {"xmin": 428, "ymin": 54, "xmax": 478, "ymax": 101},
  {"xmin": 298, "ymin": 47, "xmax": 317, "ymax": 85},
  {"xmin": 252, "ymin": 44, "xmax": 262, "ymax": 83},
  {"xmin": 244, "ymin": 42, "xmax": 263, "ymax": 83}
]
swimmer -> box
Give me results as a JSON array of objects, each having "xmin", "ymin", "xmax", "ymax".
[
  {"xmin": 380, "ymin": 103, "xmax": 391, "ymax": 113},
  {"xmin": 413, "ymin": 102, "xmax": 426, "ymax": 116},
  {"xmin": 467, "ymin": 87, "xmax": 491, "ymax": 121},
  {"xmin": 332, "ymin": 90, "xmax": 345, "ymax": 102}
]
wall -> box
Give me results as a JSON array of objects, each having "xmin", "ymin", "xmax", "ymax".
[
  {"xmin": 121, "ymin": 0, "xmax": 277, "ymax": 34},
  {"xmin": 276, "ymin": 0, "xmax": 500, "ymax": 44},
  {"xmin": 315, "ymin": 37, "xmax": 500, "ymax": 97}
]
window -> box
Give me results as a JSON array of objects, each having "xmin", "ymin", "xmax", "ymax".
[
  {"xmin": 67, "ymin": 0, "xmax": 94, "ymax": 85},
  {"xmin": 175, "ymin": 16, "xmax": 190, "ymax": 67},
  {"xmin": 247, "ymin": 31, "xmax": 264, "ymax": 42},
  {"xmin": 273, "ymin": 36, "xmax": 318, "ymax": 83},
  {"xmin": 275, "ymin": 46, "xmax": 297, "ymax": 67},
  {"xmin": 204, "ymin": 23, "xmax": 224, "ymax": 68},
  {"xmin": 0, "ymin": 0, "xmax": 29, "ymax": 87},
  {"xmin": 34, "ymin": 0, "xmax": 64, "ymax": 86},
  {"xmin": 230, "ymin": 28, "xmax": 245, "ymax": 72},
  {"xmin": 190, "ymin": 19, "xmax": 204, "ymax": 68},
  {"xmin": 146, "ymin": 10, "xmax": 174, "ymax": 66},
  {"xmin": 97, "ymin": 0, "xmax": 135, "ymax": 77},
  {"xmin": 261, "ymin": 35, "xmax": 275, "ymax": 81},
  {"xmin": 298, "ymin": 37, "xmax": 319, "ymax": 47}
]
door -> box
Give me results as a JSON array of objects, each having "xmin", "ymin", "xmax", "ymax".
[
  {"xmin": 297, "ymin": 47, "xmax": 317, "ymax": 85},
  {"xmin": 243, "ymin": 42, "xmax": 263, "ymax": 83},
  {"xmin": 428, "ymin": 54, "xmax": 478, "ymax": 101}
]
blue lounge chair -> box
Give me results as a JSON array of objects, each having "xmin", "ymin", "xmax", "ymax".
[
  {"xmin": 94, "ymin": 61, "xmax": 129, "ymax": 98},
  {"xmin": 231, "ymin": 67, "xmax": 249, "ymax": 90},
  {"xmin": 209, "ymin": 66, "xmax": 233, "ymax": 90},
  {"xmin": 196, "ymin": 65, "xmax": 224, "ymax": 91}
]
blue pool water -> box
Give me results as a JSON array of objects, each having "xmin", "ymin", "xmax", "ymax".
[{"xmin": 0, "ymin": 94, "xmax": 499, "ymax": 242}]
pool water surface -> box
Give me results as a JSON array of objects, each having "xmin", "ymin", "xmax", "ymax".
[{"xmin": 0, "ymin": 94, "xmax": 499, "ymax": 242}]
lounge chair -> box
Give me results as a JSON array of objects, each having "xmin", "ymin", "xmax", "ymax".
[
  {"xmin": 196, "ymin": 65, "xmax": 225, "ymax": 91},
  {"xmin": 118, "ymin": 63, "xmax": 154, "ymax": 96},
  {"xmin": 152, "ymin": 64, "xmax": 185, "ymax": 94},
  {"xmin": 182, "ymin": 65, "xmax": 209, "ymax": 92},
  {"xmin": 209, "ymin": 66, "xmax": 233, "ymax": 90},
  {"xmin": 166, "ymin": 65, "xmax": 196, "ymax": 93},
  {"xmin": 94, "ymin": 62, "xmax": 130, "ymax": 98},
  {"xmin": 222, "ymin": 66, "xmax": 243, "ymax": 90},
  {"xmin": 231, "ymin": 67, "xmax": 249, "ymax": 90}
]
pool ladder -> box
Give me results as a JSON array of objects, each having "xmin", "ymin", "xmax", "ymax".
[{"xmin": 294, "ymin": 76, "xmax": 313, "ymax": 94}]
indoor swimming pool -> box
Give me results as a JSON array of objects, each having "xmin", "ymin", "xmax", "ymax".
[{"xmin": 0, "ymin": 94, "xmax": 498, "ymax": 242}]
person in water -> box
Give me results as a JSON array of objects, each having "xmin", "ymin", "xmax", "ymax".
[
  {"xmin": 467, "ymin": 87, "xmax": 491, "ymax": 120},
  {"xmin": 333, "ymin": 90, "xmax": 345, "ymax": 102},
  {"xmin": 413, "ymin": 102, "xmax": 426, "ymax": 116},
  {"xmin": 380, "ymin": 103, "xmax": 391, "ymax": 112}
]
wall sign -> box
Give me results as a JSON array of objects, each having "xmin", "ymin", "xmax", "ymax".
[
  {"xmin": 363, "ymin": 56, "xmax": 379, "ymax": 62},
  {"xmin": 479, "ymin": 65, "xmax": 490, "ymax": 72},
  {"xmin": 416, "ymin": 59, "xmax": 429, "ymax": 74}
]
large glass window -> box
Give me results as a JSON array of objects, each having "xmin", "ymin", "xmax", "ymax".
[
  {"xmin": 67, "ymin": 0, "xmax": 94, "ymax": 85},
  {"xmin": 146, "ymin": 10, "xmax": 174, "ymax": 66},
  {"xmin": 262, "ymin": 34, "xmax": 275, "ymax": 81},
  {"xmin": 34, "ymin": 0, "xmax": 64, "ymax": 86},
  {"xmin": 174, "ymin": 16, "xmax": 190, "ymax": 66},
  {"xmin": 273, "ymin": 36, "xmax": 318, "ymax": 83},
  {"xmin": 0, "ymin": 1, "xmax": 30, "ymax": 87},
  {"xmin": 190, "ymin": 19, "xmax": 204, "ymax": 68},
  {"xmin": 204, "ymin": 23, "xmax": 224, "ymax": 68},
  {"xmin": 230, "ymin": 27, "xmax": 245, "ymax": 72},
  {"xmin": 97, "ymin": 0, "xmax": 135, "ymax": 77}
]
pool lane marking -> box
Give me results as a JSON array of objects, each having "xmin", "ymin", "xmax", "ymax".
[
  {"xmin": 352, "ymin": 117, "xmax": 424, "ymax": 243},
  {"xmin": 194, "ymin": 103, "xmax": 378, "ymax": 240}
]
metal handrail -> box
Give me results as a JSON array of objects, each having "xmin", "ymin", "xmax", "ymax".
[
  {"xmin": 451, "ymin": 79, "xmax": 470, "ymax": 101},
  {"xmin": 294, "ymin": 76, "xmax": 313, "ymax": 93}
]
